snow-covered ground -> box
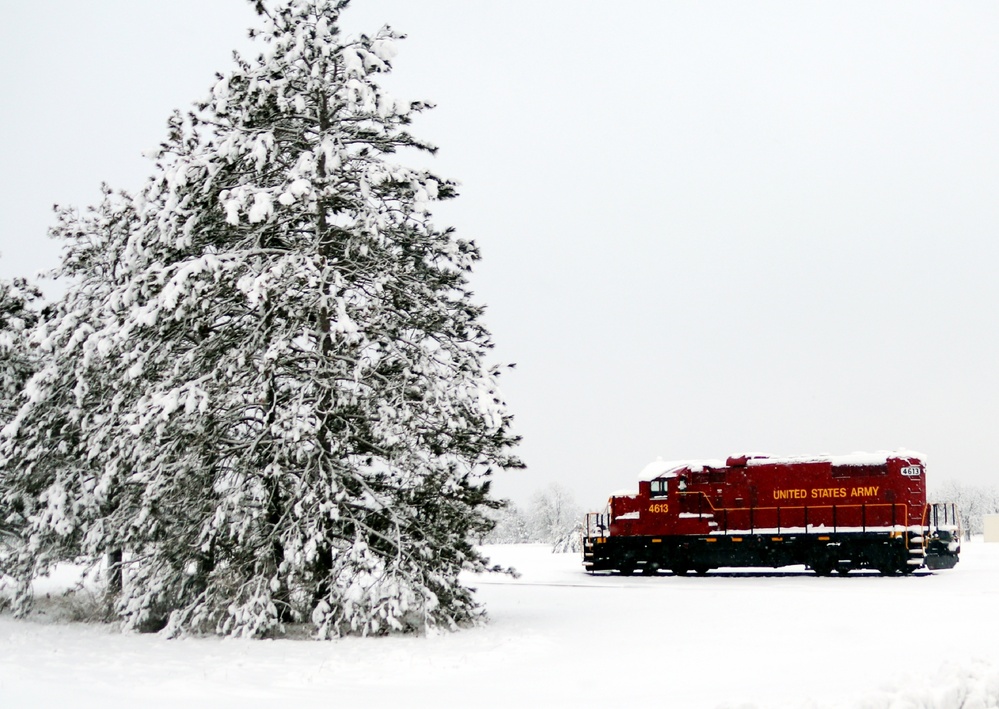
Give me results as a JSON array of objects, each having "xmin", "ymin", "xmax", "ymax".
[{"xmin": 2, "ymin": 542, "xmax": 998, "ymax": 708}]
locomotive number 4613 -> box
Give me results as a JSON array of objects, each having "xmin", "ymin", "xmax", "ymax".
[
  {"xmin": 648, "ymin": 503, "xmax": 669, "ymax": 514},
  {"xmin": 901, "ymin": 466, "xmax": 922, "ymax": 477}
]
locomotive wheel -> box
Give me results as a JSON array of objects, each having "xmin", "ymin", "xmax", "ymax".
[
  {"xmin": 694, "ymin": 566, "xmax": 710, "ymax": 575},
  {"xmin": 672, "ymin": 566, "xmax": 689, "ymax": 576},
  {"xmin": 812, "ymin": 562, "xmax": 834, "ymax": 576},
  {"xmin": 836, "ymin": 567, "xmax": 850, "ymax": 575},
  {"xmin": 618, "ymin": 566, "xmax": 635, "ymax": 576},
  {"xmin": 642, "ymin": 562, "xmax": 660, "ymax": 576}
]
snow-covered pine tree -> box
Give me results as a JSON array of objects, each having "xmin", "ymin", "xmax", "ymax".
[
  {"xmin": 0, "ymin": 274, "xmax": 41, "ymax": 552},
  {"xmin": 0, "ymin": 190, "xmax": 138, "ymax": 609},
  {"xmin": 0, "ymin": 276, "xmax": 41, "ymax": 428},
  {"xmin": 1, "ymin": 0, "xmax": 520, "ymax": 638}
]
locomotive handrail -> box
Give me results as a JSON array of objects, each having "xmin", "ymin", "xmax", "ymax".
[
  {"xmin": 672, "ymin": 494, "xmax": 911, "ymax": 536},
  {"xmin": 920, "ymin": 501, "xmax": 963, "ymax": 541},
  {"xmin": 584, "ymin": 511, "xmax": 609, "ymax": 539}
]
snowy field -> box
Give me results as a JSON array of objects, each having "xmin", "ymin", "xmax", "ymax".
[{"xmin": 2, "ymin": 543, "xmax": 998, "ymax": 709}]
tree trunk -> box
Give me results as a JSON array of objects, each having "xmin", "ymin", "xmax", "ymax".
[{"xmin": 107, "ymin": 549, "xmax": 123, "ymax": 595}]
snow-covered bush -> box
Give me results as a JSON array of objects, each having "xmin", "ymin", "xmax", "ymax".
[
  {"xmin": 551, "ymin": 520, "xmax": 583, "ymax": 554},
  {"xmin": 858, "ymin": 660, "xmax": 999, "ymax": 709},
  {"xmin": 0, "ymin": 0, "xmax": 520, "ymax": 638}
]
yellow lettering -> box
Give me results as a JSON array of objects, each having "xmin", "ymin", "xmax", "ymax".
[
  {"xmin": 849, "ymin": 486, "xmax": 880, "ymax": 498},
  {"xmin": 775, "ymin": 486, "xmax": 889, "ymax": 500},
  {"xmin": 809, "ymin": 487, "xmax": 849, "ymax": 499}
]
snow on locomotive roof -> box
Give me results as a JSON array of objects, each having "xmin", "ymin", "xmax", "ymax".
[
  {"xmin": 641, "ymin": 450, "xmax": 926, "ymax": 480},
  {"xmin": 639, "ymin": 458, "xmax": 726, "ymax": 480},
  {"xmin": 742, "ymin": 450, "xmax": 927, "ymax": 467}
]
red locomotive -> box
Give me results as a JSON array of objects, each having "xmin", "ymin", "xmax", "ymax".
[{"xmin": 583, "ymin": 451, "xmax": 960, "ymax": 576}]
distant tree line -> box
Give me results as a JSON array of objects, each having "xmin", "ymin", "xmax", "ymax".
[{"xmin": 482, "ymin": 483, "xmax": 583, "ymax": 553}]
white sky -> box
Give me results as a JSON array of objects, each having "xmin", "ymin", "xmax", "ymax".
[{"xmin": 2, "ymin": 1, "xmax": 998, "ymax": 509}]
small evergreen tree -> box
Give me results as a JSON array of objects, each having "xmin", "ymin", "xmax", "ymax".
[
  {"xmin": 551, "ymin": 520, "xmax": 583, "ymax": 554},
  {"xmin": 1, "ymin": 0, "xmax": 520, "ymax": 637}
]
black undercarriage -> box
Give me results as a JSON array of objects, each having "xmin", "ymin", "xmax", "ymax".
[{"xmin": 583, "ymin": 531, "xmax": 959, "ymax": 576}]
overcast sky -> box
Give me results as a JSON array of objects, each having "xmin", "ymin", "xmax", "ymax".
[{"xmin": 2, "ymin": 1, "xmax": 998, "ymax": 509}]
